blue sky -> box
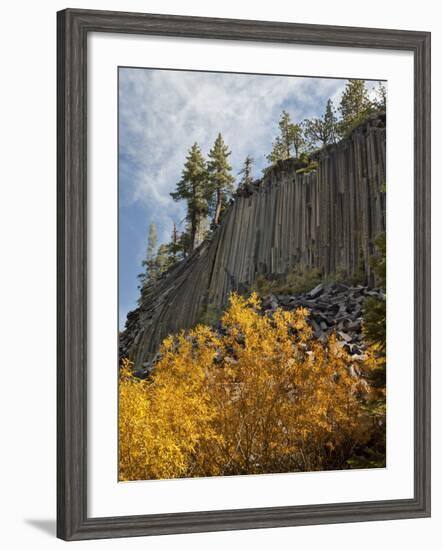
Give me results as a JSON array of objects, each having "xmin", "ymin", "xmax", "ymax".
[{"xmin": 118, "ymin": 68, "xmax": 376, "ymax": 327}]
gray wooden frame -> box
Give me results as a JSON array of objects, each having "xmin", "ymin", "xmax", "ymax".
[{"xmin": 57, "ymin": 8, "xmax": 431, "ymax": 541}]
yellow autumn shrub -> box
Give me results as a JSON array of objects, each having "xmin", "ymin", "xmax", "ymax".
[{"xmin": 119, "ymin": 293, "xmax": 384, "ymax": 481}]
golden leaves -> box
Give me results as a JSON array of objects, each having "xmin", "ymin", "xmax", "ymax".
[{"xmin": 119, "ymin": 293, "xmax": 383, "ymax": 480}]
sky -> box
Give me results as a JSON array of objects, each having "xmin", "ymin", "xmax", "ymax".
[{"xmin": 118, "ymin": 68, "xmax": 377, "ymax": 328}]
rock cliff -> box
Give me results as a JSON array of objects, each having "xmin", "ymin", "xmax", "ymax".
[{"xmin": 120, "ymin": 114, "xmax": 386, "ymax": 370}]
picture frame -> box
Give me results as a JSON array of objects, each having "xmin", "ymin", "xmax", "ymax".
[{"xmin": 57, "ymin": 8, "xmax": 431, "ymax": 541}]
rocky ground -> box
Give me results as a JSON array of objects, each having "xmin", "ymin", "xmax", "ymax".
[
  {"xmin": 260, "ymin": 282, "xmax": 384, "ymax": 356},
  {"xmin": 123, "ymin": 282, "xmax": 384, "ymax": 379}
]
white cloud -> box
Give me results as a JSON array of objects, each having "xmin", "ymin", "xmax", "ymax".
[{"xmin": 119, "ymin": 69, "xmax": 347, "ymax": 217}]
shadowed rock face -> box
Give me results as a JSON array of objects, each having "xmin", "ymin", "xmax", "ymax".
[{"xmin": 120, "ymin": 115, "xmax": 386, "ymax": 370}]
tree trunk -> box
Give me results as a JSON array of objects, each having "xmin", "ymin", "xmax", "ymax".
[
  {"xmin": 214, "ymin": 189, "xmax": 222, "ymax": 226},
  {"xmin": 190, "ymin": 214, "xmax": 197, "ymax": 252}
]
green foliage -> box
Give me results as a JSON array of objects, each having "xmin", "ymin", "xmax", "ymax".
[
  {"xmin": 370, "ymin": 233, "xmax": 386, "ymax": 287},
  {"xmin": 338, "ymin": 80, "xmax": 375, "ymax": 137},
  {"xmin": 207, "ymin": 133, "xmax": 235, "ymax": 226},
  {"xmin": 138, "ymin": 221, "xmax": 194, "ymax": 295},
  {"xmin": 373, "ymin": 81, "xmax": 387, "ymax": 112},
  {"xmin": 295, "ymin": 160, "xmax": 319, "ymax": 174},
  {"xmin": 170, "ymin": 143, "xmax": 209, "ymax": 252},
  {"xmin": 353, "ymin": 246, "xmax": 368, "ymax": 287},
  {"xmin": 196, "ymin": 301, "xmax": 223, "ymax": 327},
  {"xmin": 251, "ymin": 265, "xmax": 367, "ymax": 298},
  {"xmin": 304, "ymin": 99, "xmax": 338, "ymax": 149},
  {"xmin": 277, "ymin": 110, "xmax": 293, "ymax": 158},
  {"xmin": 362, "ymin": 233, "xmax": 386, "ymax": 351},
  {"xmin": 167, "ymin": 223, "xmax": 183, "ymax": 262},
  {"xmin": 137, "ymin": 223, "xmax": 158, "ymax": 289},
  {"xmin": 347, "ymin": 394, "xmax": 386, "ymax": 470},
  {"xmin": 363, "ymin": 297, "xmax": 386, "ymax": 351},
  {"xmin": 347, "ymin": 443, "xmax": 386, "ymax": 469},
  {"xmin": 237, "ymin": 155, "xmax": 254, "ymax": 193},
  {"xmin": 251, "ymin": 267, "xmax": 323, "ymax": 296},
  {"xmin": 266, "ymin": 80, "xmax": 385, "ymax": 162},
  {"xmin": 359, "ymin": 233, "xmax": 387, "ymax": 468},
  {"xmin": 290, "ymin": 123, "xmax": 306, "ymax": 158},
  {"xmin": 160, "ymin": 222, "xmax": 197, "ymax": 270},
  {"xmin": 154, "ymin": 243, "xmax": 174, "ymax": 274},
  {"xmin": 267, "ymin": 111, "xmax": 306, "ymax": 163},
  {"xmin": 174, "ymin": 221, "xmax": 193, "ymax": 258},
  {"xmin": 266, "ymin": 137, "xmax": 289, "ymax": 163}
]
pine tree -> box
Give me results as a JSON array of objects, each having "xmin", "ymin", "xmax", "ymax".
[
  {"xmin": 339, "ymin": 79, "xmax": 373, "ymax": 136},
  {"xmin": 278, "ymin": 110, "xmax": 293, "ymax": 158},
  {"xmin": 137, "ymin": 223, "xmax": 158, "ymax": 289},
  {"xmin": 169, "ymin": 222, "xmax": 181, "ymax": 262},
  {"xmin": 267, "ymin": 111, "xmax": 306, "ymax": 163},
  {"xmin": 178, "ymin": 227, "xmax": 192, "ymax": 257},
  {"xmin": 304, "ymin": 99, "xmax": 338, "ymax": 149},
  {"xmin": 238, "ymin": 155, "xmax": 254, "ymax": 193},
  {"xmin": 363, "ymin": 233, "xmax": 386, "ymax": 351},
  {"xmin": 323, "ymin": 99, "xmax": 338, "ymax": 143},
  {"xmin": 157, "ymin": 223, "xmax": 185, "ymax": 273},
  {"xmin": 155, "ymin": 243, "xmax": 172, "ymax": 274},
  {"xmin": 170, "ymin": 143, "xmax": 209, "ymax": 252},
  {"xmin": 207, "ymin": 134, "xmax": 235, "ymax": 226},
  {"xmin": 290, "ymin": 122, "xmax": 306, "ymax": 158},
  {"xmin": 373, "ymin": 81, "xmax": 387, "ymax": 112},
  {"xmin": 267, "ymin": 136, "xmax": 289, "ymax": 163}
]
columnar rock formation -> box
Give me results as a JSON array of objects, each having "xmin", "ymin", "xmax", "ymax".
[{"xmin": 120, "ymin": 115, "xmax": 386, "ymax": 369}]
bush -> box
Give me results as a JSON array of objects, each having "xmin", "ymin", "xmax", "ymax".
[
  {"xmin": 370, "ymin": 232, "xmax": 386, "ymax": 287},
  {"xmin": 363, "ymin": 296, "xmax": 386, "ymax": 352},
  {"xmin": 119, "ymin": 293, "xmax": 385, "ymax": 481},
  {"xmin": 251, "ymin": 267, "xmax": 323, "ymax": 296},
  {"xmin": 251, "ymin": 265, "xmax": 366, "ymax": 297},
  {"xmin": 363, "ymin": 232, "xmax": 386, "ymax": 351}
]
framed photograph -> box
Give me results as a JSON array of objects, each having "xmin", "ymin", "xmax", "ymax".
[{"xmin": 57, "ymin": 8, "xmax": 431, "ymax": 541}]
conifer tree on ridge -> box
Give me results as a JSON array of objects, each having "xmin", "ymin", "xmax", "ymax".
[
  {"xmin": 207, "ymin": 133, "xmax": 235, "ymax": 226},
  {"xmin": 138, "ymin": 222, "xmax": 158, "ymax": 290},
  {"xmin": 170, "ymin": 143, "xmax": 209, "ymax": 252}
]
